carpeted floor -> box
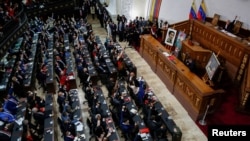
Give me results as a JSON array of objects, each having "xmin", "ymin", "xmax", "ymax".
[{"xmin": 196, "ymin": 86, "xmax": 250, "ymax": 136}]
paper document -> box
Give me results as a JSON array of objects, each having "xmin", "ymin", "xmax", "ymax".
[
  {"xmin": 75, "ymin": 121, "xmax": 83, "ymax": 131},
  {"xmin": 15, "ymin": 117, "xmax": 24, "ymax": 125}
]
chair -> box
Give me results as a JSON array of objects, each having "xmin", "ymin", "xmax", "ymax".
[
  {"xmin": 232, "ymin": 20, "xmax": 243, "ymax": 34},
  {"xmin": 211, "ymin": 14, "xmax": 220, "ymax": 26}
]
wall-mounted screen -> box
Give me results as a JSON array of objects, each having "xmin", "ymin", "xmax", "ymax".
[{"xmin": 205, "ymin": 52, "xmax": 220, "ymax": 80}]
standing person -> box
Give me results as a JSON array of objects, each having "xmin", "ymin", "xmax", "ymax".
[
  {"xmin": 90, "ymin": 4, "xmax": 96, "ymax": 20},
  {"xmin": 96, "ymin": 6, "xmax": 104, "ymax": 27},
  {"xmin": 79, "ymin": 2, "xmax": 87, "ymax": 20},
  {"xmin": 106, "ymin": 21, "xmax": 112, "ymax": 38},
  {"xmin": 110, "ymin": 21, "xmax": 117, "ymax": 42},
  {"xmin": 11, "ymin": 75, "xmax": 25, "ymax": 98},
  {"xmin": 118, "ymin": 20, "xmax": 125, "ymax": 42},
  {"xmin": 150, "ymin": 23, "xmax": 158, "ymax": 38}
]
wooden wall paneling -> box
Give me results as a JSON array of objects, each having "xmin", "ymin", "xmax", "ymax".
[
  {"xmin": 191, "ymin": 20, "xmax": 249, "ymax": 71},
  {"xmin": 171, "ymin": 20, "xmax": 190, "ymax": 37},
  {"xmin": 239, "ymin": 58, "xmax": 250, "ymax": 113},
  {"xmin": 143, "ymin": 41, "xmax": 158, "ymax": 71},
  {"xmin": 156, "ymin": 52, "xmax": 176, "ymax": 93},
  {"xmin": 139, "ymin": 36, "xmax": 145, "ymax": 56},
  {"xmin": 181, "ymin": 40, "xmax": 212, "ymax": 69}
]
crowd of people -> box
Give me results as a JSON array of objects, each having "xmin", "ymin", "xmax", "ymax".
[{"xmin": 0, "ymin": 0, "xmax": 20, "ymax": 38}]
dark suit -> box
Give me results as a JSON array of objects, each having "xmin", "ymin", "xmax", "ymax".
[
  {"xmin": 33, "ymin": 111, "xmax": 50, "ymax": 126},
  {"xmin": 225, "ymin": 20, "xmax": 236, "ymax": 33},
  {"xmin": 64, "ymin": 135, "xmax": 75, "ymax": 141}
]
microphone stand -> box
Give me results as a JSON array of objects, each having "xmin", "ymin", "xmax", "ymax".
[{"xmin": 199, "ymin": 105, "xmax": 210, "ymax": 126}]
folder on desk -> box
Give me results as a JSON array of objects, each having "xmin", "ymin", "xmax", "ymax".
[
  {"xmin": 130, "ymin": 108, "xmax": 137, "ymax": 114},
  {"xmin": 68, "ymin": 75, "xmax": 74, "ymax": 80},
  {"xmin": 163, "ymin": 52, "xmax": 170, "ymax": 57},
  {"xmin": 168, "ymin": 55, "xmax": 175, "ymax": 61},
  {"xmin": 139, "ymin": 127, "xmax": 149, "ymax": 133},
  {"xmin": 75, "ymin": 121, "xmax": 83, "ymax": 131},
  {"xmin": 15, "ymin": 117, "xmax": 24, "ymax": 125}
]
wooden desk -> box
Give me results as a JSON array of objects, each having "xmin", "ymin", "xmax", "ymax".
[
  {"xmin": 174, "ymin": 20, "xmax": 250, "ymax": 115},
  {"xmin": 140, "ymin": 35, "xmax": 224, "ymax": 121},
  {"xmin": 181, "ymin": 40, "xmax": 212, "ymax": 68}
]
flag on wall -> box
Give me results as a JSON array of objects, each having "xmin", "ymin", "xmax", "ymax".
[
  {"xmin": 149, "ymin": 0, "xmax": 162, "ymax": 21},
  {"xmin": 189, "ymin": 0, "xmax": 197, "ymax": 19},
  {"xmin": 197, "ymin": 0, "xmax": 207, "ymax": 21}
]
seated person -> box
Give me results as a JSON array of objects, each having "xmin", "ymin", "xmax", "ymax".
[
  {"xmin": 57, "ymin": 91, "xmax": 66, "ymax": 113},
  {"xmin": 0, "ymin": 111, "xmax": 15, "ymax": 123},
  {"xmin": 93, "ymin": 119, "xmax": 105, "ymax": 140},
  {"xmin": 27, "ymin": 91, "xmax": 45, "ymax": 111},
  {"xmin": 120, "ymin": 106, "xmax": 134, "ymax": 140},
  {"xmin": 32, "ymin": 107, "xmax": 52, "ymax": 126},
  {"xmin": 185, "ymin": 58, "xmax": 196, "ymax": 72},
  {"xmin": 11, "ymin": 76, "xmax": 25, "ymax": 98},
  {"xmin": 64, "ymin": 131, "xmax": 75, "ymax": 141},
  {"xmin": 91, "ymin": 101, "xmax": 103, "ymax": 115},
  {"xmin": 3, "ymin": 94, "xmax": 20, "ymax": 115},
  {"xmin": 92, "ymin": 114, "xmax": 106, "ymax": 131},
  {"xmin": 61, "ymin": 111, "xmax": 71, "ymax": 124},
  {"xmin": 22, "ymin": 120, "xmax": 42, "ymax": 141},
  {"xmin": 147, "ymin": 115, "xmax": 161, "ymax": 139},
  {"xmin": 224, "ymin": 16, "xmax": 237, "ymax": 33},
  {"xmin": 78, "ymin": 67, "xmax": 89, "ymax": 87},
  {"xmin": 106, "ymin": 77, "xmax": 116, "ymax": 97}
]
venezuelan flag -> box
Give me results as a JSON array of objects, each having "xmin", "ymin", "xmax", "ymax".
[
  {"xmin": 189, "ymin": 0, "xmax": 197, "ymax": 19},
  {"xmin": 197, "ymin": 0, "xmax": 207, "ymax": 21},
  {"xmin": 149, "ymin": 0, "xmax": 162, "ymax": 21}
]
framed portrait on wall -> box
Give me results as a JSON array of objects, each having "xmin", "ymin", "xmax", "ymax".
[{"xmin": 165, "ymin": 28, "xmax": 177, "ymax": 46}]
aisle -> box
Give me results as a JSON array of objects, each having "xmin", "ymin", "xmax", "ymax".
[
  {"xmin": 87, "ymin": 16, "xmax": 207, "ymax": 141},
  {"xmin": 58, "ymin": 14, "xmax": 207, "ymax": 141}
]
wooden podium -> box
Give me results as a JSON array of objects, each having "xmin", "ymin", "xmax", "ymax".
[{"xmin": 181, "ymin": 40, "xmax": 212, "ymax": 69}]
